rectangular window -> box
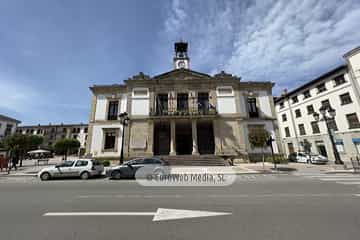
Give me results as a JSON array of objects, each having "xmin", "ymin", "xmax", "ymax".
[
  {"xmin": 291, "ymin": 96, "xmax": 299, "ymax": 103},
  {"xmin": 346, "ymin": 113, "xmax": 360, "ymax": 129},
  {"xmin": 285, "ymin": 127, "xmax": 290, "ymax": 137},
  {"xmin": 334, "ymin": 75, "xmax": 346, "ymax": 86},
  {"xmin": 104, "ymin": 131, "xmax": 116, "ymax": 150},
  {"xmin": 156, "ymin": 94, "xmax": 168, "ymax": 115},
  {"xmin": 107, "ymin": 101, "xmax": 119, "ymax": 120},
  {"xmin": 295, "ymin": 109, "xmax": 301, "ymax": 118},
  {"xmin": 84, "ymin": 128, "xmax": 88, "ymax": 133},
  {"xmin": 282, "ymin": 114, "xmax": 287, "ymax": 122},
  {"xmin": 335, "ymin": 140, "xmax": 345, "ymax": 153},
  {"xmin": 247, "ymin": 98, "xmax": 259, "ymax": 118},
  {"xmin": 316, "ymin": 83, "xmax": 327, "ymax": 94},
  {"xmin": 327, "ymin": 118, "xmax": 338, "ymax": 131},
  {"xmin": 321, "ymin": 99, "xmax": 330, "ymax": 109},
  {"xmin": 303, "ymin": 90, "xmax": 311, "ymax": 99},
  {"xmin": 339, "ymin": 93, "xmax": 352, "ymax": 105},
  {"xmin": 217, "ymin": 87, "xmax": 233, "ymax": 96},
  {"xmin": 198, "ymin": 92, "xmax": 210, "ymax": 114},
  {"xmin": 279, "ymin": 102, "xmax": 284, "ymax": 109},
  {"xmin": 177, "ymin": 93, "xmax": 188, "ymax": 111},
  {"xmin": 311, "ymin": 121, "xmax": 320, "ymax": 134},
  {"xmin": 4, "ymin": 124, "xmax": 13, "ymax": 136},
  {"xmin": 133, "ymin": 89, "xmax": 148, "ymax": 97},
  {"xmin": 307, "ymin": 105, "xmax": 314, "ymax": 115},
  {"xmin": 298, "ymin": 124, "xmax": 306, "ymax": 135}
]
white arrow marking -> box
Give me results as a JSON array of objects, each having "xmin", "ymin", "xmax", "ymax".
[{"xmin": 43, "ymin": 208, "xmax": 232, "ymax": 221}]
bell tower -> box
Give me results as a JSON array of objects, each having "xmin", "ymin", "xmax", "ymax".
[{"xmin": 173, "ymin": 41, "xmax": 190, "ymax": 69}]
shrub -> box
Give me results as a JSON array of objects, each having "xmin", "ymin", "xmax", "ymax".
[{"xmin": 102, "ymin": 160, "xmax": 111, "ymax": 167}]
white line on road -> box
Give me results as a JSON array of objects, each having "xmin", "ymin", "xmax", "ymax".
[
  {"xmin": 336, "ymin": 182, "xmax": 360, "ymax": 185},
  {"xmin": 319, "ymin": 178, "xmax": 360, "ymax": 181},
  {"xmin": 44, "ymin": 212, "xmax": 155, "ymax": 216}
]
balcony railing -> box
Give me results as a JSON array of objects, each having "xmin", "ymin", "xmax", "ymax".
[{"xmin": 150, "ymin": 106, "xmax": 217, "ymax": 117}]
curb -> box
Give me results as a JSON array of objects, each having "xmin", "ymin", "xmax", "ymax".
[{"xmin": 0, "ymin": 173, "xmax": 37, "ymax": 178}]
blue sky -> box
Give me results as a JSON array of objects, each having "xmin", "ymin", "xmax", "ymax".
[{"xmin": 1, "ymin": 0, "xmax": 360, "ymax": 125}]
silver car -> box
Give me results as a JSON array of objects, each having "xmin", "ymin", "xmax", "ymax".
[
  {"xmin": 309, "ymin": 154, "xmax": 328, "ymax": 164},
  {"xmin": 38, "ymin": 159, "xmax": 104, "ymax": 180}
]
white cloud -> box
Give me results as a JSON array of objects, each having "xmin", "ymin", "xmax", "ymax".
[{"xmin": 162, "ymin": 0, "xmax": 360, "ymax": 93}]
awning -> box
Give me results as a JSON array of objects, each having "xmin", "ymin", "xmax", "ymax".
[
  {"xmin": 352, "ymin": 138, "xmax": 360, "ymax": 143},
  {"xmin": 335, "ymin": 139, "xmax": 343, "ymax": 144}
]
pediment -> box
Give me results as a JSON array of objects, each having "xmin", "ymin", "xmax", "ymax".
[{"xmin": 153, "ymin": 69, "xmax": 211, "ymax": 81}]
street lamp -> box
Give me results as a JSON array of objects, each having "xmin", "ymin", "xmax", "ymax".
[
  {"xmin": 312, "ymin": 106, "xmax": 343, "ymax": 165},
  {"xmin": 119, "ymin": 112, "xmax": 130, "ymax": 164}
]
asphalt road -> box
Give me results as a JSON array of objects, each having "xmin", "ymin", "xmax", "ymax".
[{"xmin": 1, "ymin": 174, "xmax": 360, "ymax": 240}]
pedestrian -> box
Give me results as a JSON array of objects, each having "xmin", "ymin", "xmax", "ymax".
[{"xmin": 8, "ymin": 152, "xmax": 19, "ymax": 173}]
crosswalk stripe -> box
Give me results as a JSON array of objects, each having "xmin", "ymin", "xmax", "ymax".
[
  {"xmin": 336, "ymin": 182, "xmax": 360, "ymax": 185},
  {"xmin": 319, "ymin": 178, "xmax": 360, "ymax": 181}
]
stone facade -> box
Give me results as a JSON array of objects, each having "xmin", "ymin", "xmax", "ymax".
[{"xmin": 87, "ymin": 42, "xmax": 280, "ymax": 160}]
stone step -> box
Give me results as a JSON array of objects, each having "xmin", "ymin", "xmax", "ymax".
[{"xmin": 157, "ymin": 155, "xmax": 227, "ymax": 166}]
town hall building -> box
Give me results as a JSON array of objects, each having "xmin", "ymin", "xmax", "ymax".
[{"xmin": 86, "ymin": 42, "xmax": 281, "ymax": 163}]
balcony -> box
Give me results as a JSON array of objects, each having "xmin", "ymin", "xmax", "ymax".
[{"xmin": 150, "ymin": 106, "xmax": 217, "ymax": 117}]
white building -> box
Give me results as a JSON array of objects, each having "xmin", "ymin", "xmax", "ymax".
[
  {"xmin": 86, "ymin": 42, "xmax": 281, "ymax": 163},
  {"xmin": 0, "ymin": 114, "xmax": 21, "ymax": 142},
  {"xmin": 275, "ymin": 46, "xmax": 360, "ymax": 163}
]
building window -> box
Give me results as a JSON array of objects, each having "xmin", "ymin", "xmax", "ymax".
[
  {"xmin": 316, "ymin": 83, "xmax": 327, "ymax": 94},
  {"xmin": 321, "ymin": 99, "xmax": 330, "ymax": 109},
  {"xmin": 334, "ymin": 75, "xmax": 346, "ymax": 87},
  {"xmin": 84, "ymin": 128, "xmax": 88, "ymax": 133},
  {"xmin": 63, "ymin": 128, "xmax": 67, "ymax": 133},
  {"xmin": 216, "ymin": 87, "xmax": 233, "ymax": 96},
  {"xmin": 303, "ymin": 90, "xmax": 311, "ymax": 99},
  {"xmin": 327, "ymin": 118, "xmax": 338, "ymax": 131},
  {"xmin": 307, "ymin": 105, "xmax": 314, "ymax": 115},
  {"xmin": 339, "ymin": 93, "xmax": 352, "ymax": 105},
  {"xmin": 282, "ymin": 114, "xmax": 287, "ymax": 122},
  {"xmin": 104, "ymin": 131, "xmax": 116, "ymax": 150},
  {"xmin": 291, "ymin": 96, "xmax": 299, "ymax": 104},
  {"xmin": 133, "ymin": 88, "xmax": 149, "ymax": 98},
  {"xmin": 335, "ymin": 140, "xmax": 345, "ymax": 153},
  {"xmin": 177, "ymin": 93, "xmax": 189, "ymax": 111},
  {"xmin": 346, "ymin": 113, "xmax": 360, "ymax": 129},
  {"xmin": 285, "ymin": 127, "xmax": 290, "ymax": 137},
  {"xmin": 4, "ymin": 124, "xmax": 13, "ymax": 136},
  {"xmin": 311, "ymin": 121, "xmax": 320, "ymax": 134},
  {"xmin": 198, "ymin": 92, "xmax": 210, "ymax": 114},
  {"xmin": 247, "ymin": 97, "xmax": 259, "ymax": 118},
  {"xmin": 107, "ymin": 100, "xmax": 119, "ymax": 120},
  {"xmin": 295, "ymin": 109, "xmax": 301, "ymax": 118},
  {"xmin": 156, "ymin": 94, "xmax": 168, "ymax": 114},
  {"xmin": 298, "ymin": 124, "xmax": 306, "ymax": 135},
  {"xmin": 279, "ymin": 102, "xmax": 284, "ymax": 109}
]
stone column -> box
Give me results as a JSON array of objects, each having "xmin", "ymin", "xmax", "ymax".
[
  {"xmin": 170, "ymin": 120, "xmax": 176, "ymax": 155},
  {"xmin": 192, "ymin": 120, "xmax": 199, "ymax": 155}
]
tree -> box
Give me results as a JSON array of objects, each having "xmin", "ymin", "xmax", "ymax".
[
  {"xmin": 54, "ymin": 138, "xmax": 80, "ymax": 160},
  {"xmin": 248, "ymin": 127, "xmax": 271, "ymax": 168},
  {"xmin": 301, "ymin": 139, "xmax": 312, "ymax": 154},
  {"xmin": 3, "ymin": 134, "xmax": 44, "ymax": 167}
]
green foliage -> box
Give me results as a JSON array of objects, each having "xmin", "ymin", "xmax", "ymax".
[
  {"xmin": 248, "ymin": 153, "xmax": 287, "ymax": 163},
  {"xmin": 300, "ymin": 139, "xmax": 312, "ymax": 154},
  {"xmin": 54, "ymin": 138, "xmax": 80, "ymax": 160},
  {"xmin": 101, "ymin": 160, "xmax": 111, "ymax": 167},
  {"xmin": 27, "ymin": 135, "xmax": 44, "ymax": 150},
  {"xmin": 248, "ymin": 127, "xmax": 271, "ymax": 148}
]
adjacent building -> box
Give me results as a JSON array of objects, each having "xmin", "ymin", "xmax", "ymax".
[
  {"xmin": 0, "ymin": 114, "xmax": 21, "ymax": 142},
  {"xmin": 17, "ymin": 123, "xmax": 88, "ymax": 150},
  {"xmin": 275, "ymin": 46, "xmax": 360, "ymax": 163},
  {"xmin": 86, "ymin": 42, "xmax": 281, "ymax": 162}
]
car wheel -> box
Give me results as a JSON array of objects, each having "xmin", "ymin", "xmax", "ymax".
[
  {"xmin": 111, "ymin": 170, "xmax": 121, "ymax": 180},
  {"xmin": 40, "ymin": 172, "xmax": 51, "ymax": 181},
  {"xmin": 154, "ymin": 169, "xmax": 165, "ymax": 177},
  {"xmin": 80, "ymin": 171, "xmax": 90, "ymax": 180}
]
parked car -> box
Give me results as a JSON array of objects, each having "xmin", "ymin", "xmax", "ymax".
[
  {"xmin": 288, "ymin": 152, "xmax": 310, "ymax": 163},
  {"xmin": 308, "ymin": 153, "xmax": 328, "ymax": 164},
  {"xmin": 107, "ymin": 157, "xmax": 168, "ymax": 180},
  {"xmin": 38, "ymin": 159, "xmax": 104, "ymax": 181}
]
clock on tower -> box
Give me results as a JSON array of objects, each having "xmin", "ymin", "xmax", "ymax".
[{"xmin": 173, "ymin": 41, "xmax": 190, "ymax": 69}]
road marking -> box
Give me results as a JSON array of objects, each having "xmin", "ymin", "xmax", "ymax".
[
  {"xmin": 319, "ymin": 178, "xmax": 360, "ymax": 181},
  {"xmin": 336, "ymin": 182, "xmax": 360, "ymax": 185},
  {"xmin": 43, "ymin": 208, "xmax": 232, "ymax": 221},
  {"xmin": 354, "ymin": 194, "xmax": 360, "ymax": 197}
]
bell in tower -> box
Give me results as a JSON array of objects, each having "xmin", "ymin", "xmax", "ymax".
[{"xmin": 173, "ymin": 41, "xmax": 190, "ymax": 69}]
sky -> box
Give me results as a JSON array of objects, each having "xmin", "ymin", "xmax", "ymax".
[{"xmin": 1, "ymin": 0, "xmax": 360, "ymax": 125}]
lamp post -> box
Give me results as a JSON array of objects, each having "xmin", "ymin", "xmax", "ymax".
[
  {"xmin": 313, "ymin": 106, "xmax": 343, "ymax": 165},
  {"xmin": 119, "ymin": 112, "xmax": 130, "ymax": 164}
]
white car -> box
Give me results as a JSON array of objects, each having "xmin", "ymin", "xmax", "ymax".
[
  {"xmin": 309, "ymin": 154, "xmax": 328, "ymax": 164},
  {"xmin": 288, "ymin": 152, "xmax": 310, "ymax": 163},
  {"xmin": 38, "ymin": 159, "xmax": 104, "ymax": 181}
]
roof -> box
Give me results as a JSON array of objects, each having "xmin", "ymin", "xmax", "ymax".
[
  {"xmin": 0, "ymin": 114, "xmax": 21, "ymax": 124},
  {"xmin": 18, "ymin": 123, "xmax": 88, "ymax": 128},
  {"xmin": 153, "ymin": 68, "xmax": 211, "ymax": 79},
  {"xmin": 343, "ymin": 46, "xmax": 360, "ymax": 58},
  {"xmin": 274, "ymin": 65, "xmax": 347, "ymax": 103}
]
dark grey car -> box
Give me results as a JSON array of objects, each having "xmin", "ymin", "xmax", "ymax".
[{"xmin": 107, "ymin": 157, "xmax": 168, "ymax": 180}]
